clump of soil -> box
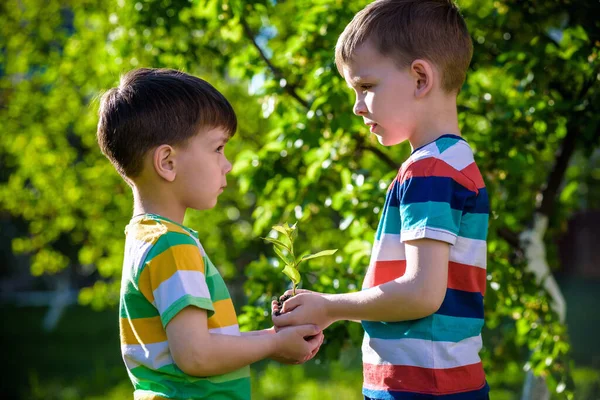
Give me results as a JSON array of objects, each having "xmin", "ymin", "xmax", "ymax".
[{"xmin": 273, "ymin": 294, "xmax": 293, "ymax": 317}]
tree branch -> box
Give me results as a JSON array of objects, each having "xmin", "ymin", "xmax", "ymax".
[
  {"xmin": 538, "ymin": 64, "xmax": 599, "ymax": 217},
  {"xmin": 239, "ymin": 16, "xmax": 310, "ymax": 109},
  {"xmin": 498, "ymin": 227, "xmax": 521, "ymax": 249},
  {"xmin": 537, "ymin": 116, "xmax": 580, "ymax": 217},
  {"xmin": 577, "ymin": 63, "xmax": 600, "ymax": 102},
  {"xmin": 357, "ymin": 142, "xmax": 399, "ymax": 171},
  {"xmin": 238, "ymin": 15, "xmax": 402, "ymax": 174}
]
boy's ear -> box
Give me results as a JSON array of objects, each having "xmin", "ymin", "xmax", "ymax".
[
  {"xmin": 152, "ymin": 144, "xmax": 177, "ymax": 182},
  {"xmin": 410, "ymin": 59, "xmax": 434, "ymax": 98}
]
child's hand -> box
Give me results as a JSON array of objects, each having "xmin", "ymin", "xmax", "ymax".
[
  {"xmin": 272, "ymin": 290, "xmax": 334, "ymax": 331},
  {"xmin": 272, "ymin": 324, "xmax": 322, "ymax": 363},
  {"xmin": 271, "ymin": 289, "xmax": 314, "ymax": 329},
  {"xmin": 270, "ymin": 328, "xmax": 324, "ymax": 364}
]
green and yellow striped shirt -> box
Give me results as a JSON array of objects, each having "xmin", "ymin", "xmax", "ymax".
[{"xmin": 119, "ymin": 214, "xmax": 250, "ymax": 400}]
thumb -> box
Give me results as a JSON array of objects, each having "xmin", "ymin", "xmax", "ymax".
[
  {"xmin": 296, "ymin": 324, "xmax": 320, "ymax": 337},
  {"xmin": 281, "ymin": 295, "xmax": 301, "ymax": 314}
]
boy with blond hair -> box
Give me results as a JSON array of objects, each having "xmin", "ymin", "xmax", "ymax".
[
  {"xmin": 97, "ymin": 68, "xmax": 323, "ymax": 400},
  {"xmin": 273, "ymin": 1, "xmax": 490, "ymax": 399}
]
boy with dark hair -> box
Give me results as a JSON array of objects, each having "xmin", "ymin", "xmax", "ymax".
[
  {"xmin": 273, "ymin": 1, "xmax": 490, "ymax": 399},
  {"xmin": 97, "ymin": 68, "xmax": 323, "ymax": 400}
]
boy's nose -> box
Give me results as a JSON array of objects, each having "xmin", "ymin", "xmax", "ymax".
[
  {"xmin": 224, "ymin": 157, "xmax": 233, "ymax": 174},
  {"xmin": 353, "ymin": 99, "xmax": 367, "ymax": 116}
]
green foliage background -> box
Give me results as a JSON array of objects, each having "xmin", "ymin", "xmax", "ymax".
[{"xmin": 1, "ymin": 0, "xmax": 599, "ymax": 398}]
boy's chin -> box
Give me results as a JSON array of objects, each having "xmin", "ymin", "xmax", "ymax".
[
  {"xmin": 191, "ymin": 199, "xmax": 219, "ymax": 211},
  {"xmin": 376, "ymin": 134, "xmax": 403, "ymax": 147}
]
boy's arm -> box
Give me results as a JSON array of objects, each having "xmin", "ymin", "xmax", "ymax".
[
  {"xmin": 327, "ymin": 238, "xmax": 448, "ymax": 322},
  {"xmin": 273, "ymin": 238, "xmax": 448, "ymax": 329},
  {"xmin": 272, "ymin": 294, "xmax": 361, "ymax": 324},
  {"xmin": 166, "ymin": 306, "xmax": 320, "ymax": 376},
  {"xmin": 240, "ymin": 328, "xmax": 274, "ymax": 337}
]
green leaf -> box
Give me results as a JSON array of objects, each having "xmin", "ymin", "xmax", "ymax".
[
  {"xmin": 290, "ymin": 223, "xmax": 298, "ymax": 241},
  {"xmin": 262, "ymin": 237, "xmax": 291, "ymax": 251},
  {"xmin": 271, "ymin": 224, "xmax": 291, "ymax": 237},
  {"xmin": 282, "ymin": 263, "xmax": 301, "ymax": 286},
  {"xmin": 273, "ymin": 245, "xmax": 293, "ymax": 265},
  {"xmin": 300, "ymin": 249, "xmax": 338, "ymax": 263}
]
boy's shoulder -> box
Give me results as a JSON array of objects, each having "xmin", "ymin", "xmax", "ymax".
[
  {"xmin": 399, "ymin": 134, "xmax": 484, "ymax": 192},
  {"xmin": 405, "ymin": 135, "xmax": 473, "ymax": 170},
  {"xmin": 123, "ymin": 214, "xmax": 211, "ymax": 284},
  {"xmin": 125, "ymin": 214, "xmax": 205, "ymax": 257}
]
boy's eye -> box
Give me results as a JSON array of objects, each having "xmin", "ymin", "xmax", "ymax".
[
  {"xmin": 360, "ymin": 84, "xmax": 373, "ymax": 91},
  {"xmin": 216, "ymin": 145, "xmax": 225, "ymax": 153}
]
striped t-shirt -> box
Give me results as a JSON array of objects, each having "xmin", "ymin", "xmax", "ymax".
[
  {"xmin": 119, "ymin": 214, "xmax": 250, "ymax": 400},
  {"xmin": 361, "ymin": 135, "xmax": 490, "ymax": 399}
]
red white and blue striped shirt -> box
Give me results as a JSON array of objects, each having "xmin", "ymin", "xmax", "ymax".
[{"xmin": 361, "ymin": 135, "xmax": 489, "ymax": 399}]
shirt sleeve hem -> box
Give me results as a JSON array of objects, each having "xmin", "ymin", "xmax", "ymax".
[
  {"xmin": 161, "ymin": 295, "xmax": 215, "ymax": 328},
  {"xmin": 401, "ymin": 227, "xmax": 458, "ymax": 245}
]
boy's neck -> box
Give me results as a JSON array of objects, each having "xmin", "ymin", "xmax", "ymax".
[
  {"xmin": 132, "ymin": 184, "xmax": 186, "ymax": 225},
  {"xmin": 408, "ymin": 95, "xmax": 461, "ymax": 151}
]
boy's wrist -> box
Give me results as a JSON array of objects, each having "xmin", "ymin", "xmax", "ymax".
[
  {"xmin": 268, "ymin": 331, "xmax": 282, "ymax": 357},
  {"xmin": 255, "ymin": 327, "xmax": 276, "ymax": 336},
  {"xmin": 323, "ymin": 291, "xmax": 366, "ymax": 323},
  {"xmin": 322, "ymin": 293, "xmax": 342, "ymax": 324}
]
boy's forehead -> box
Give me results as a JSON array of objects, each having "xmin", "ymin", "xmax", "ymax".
[
  {"xmin": 197, "ymin": 126, "xmax": 230, "ymax": 142},
  {"xmin": 341, "ymin": 43, "xmax": 385, "ymax": 82},
  {"xmin": 342, "ymin": 61, "xmax": 374, "ymax": 85}
]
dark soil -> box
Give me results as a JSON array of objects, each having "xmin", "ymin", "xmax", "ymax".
[{"xmin": 273, "ymin": 294, "xmax": 293, "ymax": 317}]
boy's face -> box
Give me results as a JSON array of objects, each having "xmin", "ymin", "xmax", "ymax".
[
  {"xmin": 342, "ymin": 42, "xmax": 418, "ymax": 147},
  {"xmin": 174, "ymin": 126, "xmax": 232, "ymax": 210}
]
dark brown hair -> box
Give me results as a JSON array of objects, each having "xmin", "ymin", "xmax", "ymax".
[
  {"xmin": 335, "ymin": 0, "xmax": 473, "ymax": 93},
  {"xmin": 97, "ymin": 68, "xmax": 236, "ymax": 179}
]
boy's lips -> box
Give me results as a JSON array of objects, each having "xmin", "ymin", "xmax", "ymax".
[{"xmin": 366, "ymin": 122, "xmax": 378, "ymax": 133}]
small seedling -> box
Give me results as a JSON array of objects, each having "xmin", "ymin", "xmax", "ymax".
[{"xmin": 263, "ymin": 222, "xmax": 337, "ymax": 316}]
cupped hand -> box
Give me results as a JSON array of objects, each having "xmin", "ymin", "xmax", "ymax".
[
  {"xmin": 272, "ymin": 291, "xmax": 334, "ymax": 331},
  {"xmin": 272, "ymin": 324, "xmax": 321, "ymax": 362}
]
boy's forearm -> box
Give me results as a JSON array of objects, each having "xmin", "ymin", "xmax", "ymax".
[
  {"xmin": 183, "ymin": 333, "xmax": 276, "ymax": 377},
  {"xmin": 241, "ymin": 328, "xmax": 274, "ymax": 337},
  {"xmin": 325, "ymin": 279, "xmax": 442, "ymax": 323}
]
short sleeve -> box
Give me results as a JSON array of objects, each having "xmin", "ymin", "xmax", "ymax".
[
  {"xmin": 398, "ymin": 160, "xmax": 476, "ymax": 245},
  {"xmin": 138, "ymin": 232, "xmax": 215, "ymax": 327}
]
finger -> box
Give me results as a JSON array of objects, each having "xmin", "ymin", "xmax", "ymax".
[
  {"xmin": 304, "ymin": 334, "xmax": 323, "ymax": 362},
  {"xmin": 272, "ymin": 311, "xmax": 294, "ymax": 327},
  {"xmin": 307, "ymin": 345, "xmax": 320, "ymax": 361},
  {"xmin": 308, "ymin": 333, "xmax": 324, "ymax": 354},
  {"xmin": 280, "ymin": 295, "xmax": 301, "ymax": 314},
  {"xmin": 315, "ymin": 331, "xmax": 324, "ymax": 345},
  {"xmin": 306, "ymin": 332, "xmax": 323, "ymax": 351},
  {"xmin": 271, "ymin": 300, "xmax": 280, "ymax": 312},
  {"xmin": 296, "ymin": 323, "xmax": 320, "ymax": 338}
]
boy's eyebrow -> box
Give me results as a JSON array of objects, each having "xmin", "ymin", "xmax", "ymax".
[
  {"xmin": 211, "ymin": 131, "xmax": 230, "ymax": 144},
  {"xmin": 348, "ymin": 76, "xmax": 372, "ymax": 87}
]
